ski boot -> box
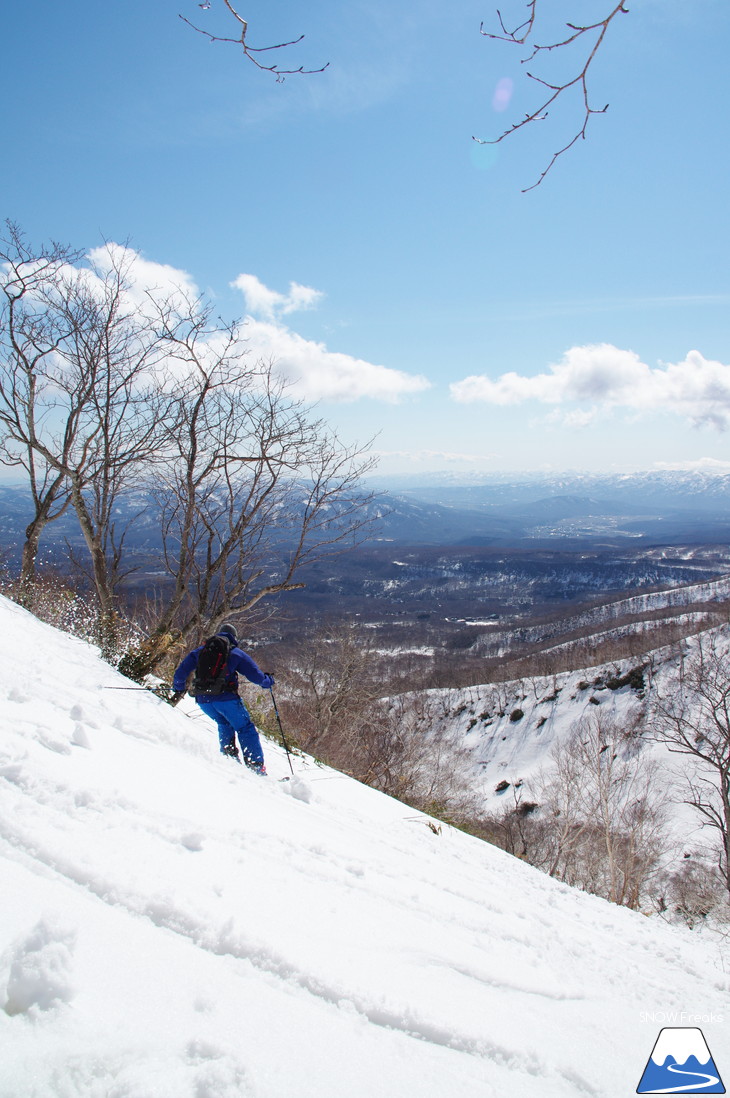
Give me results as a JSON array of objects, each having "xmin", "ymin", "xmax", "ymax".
[{"xmin": 242, "ymin": 753, "xmax": 267, "ymax": 776}]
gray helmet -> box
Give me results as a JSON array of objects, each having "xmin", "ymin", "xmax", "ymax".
[{"xmin": 218, "ymin": 622, "xmax": 238, "ymax": 644}]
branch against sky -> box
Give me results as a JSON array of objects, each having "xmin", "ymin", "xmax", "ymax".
[
  {"xmin": 475, "ymin": 1, "xmax": 630, "ymax": 190},
  {"xmin": 179, "ymin": 0, "xmax": 328, "ymax": 81}
]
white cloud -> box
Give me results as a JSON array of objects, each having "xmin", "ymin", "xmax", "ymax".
[
  {"xmin": 32, "ymin": 250, "xmax": 429, "ymax": 404},
  {"xmin": 231, "ymin": 272, "xmax": 429, "ymax": 403},
  {"xmin": 8, "ymin": 243, "xmax": 199, "ymax": 320},
  {"xmin": 653, "ymin": 457, "xmax": 730, "ymax": 474},
  {"xmin": 87, "ymin": 244, "xmax": 199, "ymax": 310},
  {"xmin": 544, "ymin": 407, "xmax": 600, "ymax": 429},
  {"xmin": 232, "ymin": 273, "xmax": 324, "ymax": 319},
  {"xmin": 450, "ymin": 343, "xmax": 730, "ymax": 428},
  {"xmin": 244, "ymin": 317, "xmax": 430, "ymax": 403}
]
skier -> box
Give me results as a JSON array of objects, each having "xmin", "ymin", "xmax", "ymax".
[{"xmin": 172, "ymin": 623, "xmax": 274, "ymax": 774}]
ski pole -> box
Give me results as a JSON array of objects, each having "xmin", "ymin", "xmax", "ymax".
[
  {"xmin": 101, "ymin": 685, "xmax": 183, "ymax": 705},
  {"xmin": 270, "ymin": 687, "xmax": 295, "ymax": 775}
]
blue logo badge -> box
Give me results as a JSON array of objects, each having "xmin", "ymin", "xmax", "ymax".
[{"xmin": 637, "ymin": 1028, "xmax": 725, "ymax": 1094}]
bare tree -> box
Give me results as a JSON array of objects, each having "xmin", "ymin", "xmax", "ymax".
[
  {"xmin": 534, "ymin": 710, "xmax": 668, "ymax": 907},
  {"xmin": 57, "ymin": 249, "xmax": 173, "ymax": 655},
  {"xmin": 360, "ymin": 691, "xmax": 480, "ymax": 822},
  {"xmin": 119, "ymin": 293, "xmax": 376, "ymax": 678},
  {"xmin": 179, "ymin": 0, "xmax": 328, "ymax": 80},
  {"xmin": 539, "ymin": 727, "xmax": 594, "ymax": 878},
  {"xmin": 274, "ymin": 625, "xmax": 479, "ymax": 819},
  {"xmin": 651, "ymin": 632, "xmax": 730, "ymax": 898},
  {"xmin": 0, "ymin": 231, "xmax": 170, "ymax": 654},
  {"xmin": 272, "ymin": 620, "xmax": 385, "ymax": 776},
  {"xmin": 2, "ymin": 227, "xmax": 376, "ymax": 669},
  {"xmin": 659, "ymin": 854, "xmax": 729, "ymax": 929},
  {"xmin": 476, "ymin": 1, "xmax": 630, "ymax": 190},
  {"xmin": 0, "ymin": 222, "xmax": 82, "ymax": 597}
]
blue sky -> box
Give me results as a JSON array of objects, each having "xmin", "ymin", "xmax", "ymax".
[{"xmin": 2, "ymin": 0, "xmax": 729, "ymax": 477}]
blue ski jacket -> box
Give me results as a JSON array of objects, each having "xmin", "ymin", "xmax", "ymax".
[{"xmin": 173, "ymin": 634, "xmax": 274, "ymax": 700}]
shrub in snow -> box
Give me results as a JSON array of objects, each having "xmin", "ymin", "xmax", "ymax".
[
  {"xmin": 1, "ymin": 572, "xmax": 143, "ymax": 665},
  {"xmin": 470, "ymin": 708, "xmax": 671, "ymax": 910},
  {"xmin": 659, "ymin": 856, "xmax": 730, "ymax": 929},
  {"xmin": 1, "ymin": 917, "xmax": 76, "ymax": 1016},
  {"xmin": 605, "ymin": 666, "xmax": 646, "ymax": 692}
]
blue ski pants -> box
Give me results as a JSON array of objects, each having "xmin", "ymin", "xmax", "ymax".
[{"xmin": 196, "ymin": 696, "xmax": 264, "ymax": 766}]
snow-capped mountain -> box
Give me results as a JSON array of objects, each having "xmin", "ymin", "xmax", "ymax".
[
  {"xmin": 367, "ymin": 469, "xmax": 730, "ymax": 543},
  {"xmin": 0, "ymin": 595, "xmax": 727, "ymax": 1097},
  {"xmin": 368, "ymin": 468, "xmax": 730, "ymax": 512},
  {"xmin": 5, "ymin": 468, "xmax": 730, "ymax": 565}
]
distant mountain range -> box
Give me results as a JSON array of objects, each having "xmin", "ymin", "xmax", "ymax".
[
  {"xmin": 369, "ymin": 467, "xmax": 730, "ymax": 500},
  {"xmin": 369, "ymin": 468, "xmax": 730, "ymax": 510},
  {"xmin": 365, "ymin": 470, "xmax": 730, "ymax": 547},
  {"xmin": 2, "ymin": 470, "xmax": 730, "ymax": 566}
]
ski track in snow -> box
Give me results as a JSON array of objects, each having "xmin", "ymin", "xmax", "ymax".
[{"xmin": 0, "ymin": 596, "xmax": 727, "ymax": 1098}]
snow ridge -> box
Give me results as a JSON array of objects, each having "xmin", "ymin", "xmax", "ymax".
[{"xmin": 0, "ymin": 595, "xmax": 726, "ymax": 1098}]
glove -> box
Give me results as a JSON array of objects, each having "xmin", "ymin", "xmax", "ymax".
[
  {"xmin": 264, "ymin": 672, "xmax": 275, "ymax": 689},
  {"xmin": 170, "ymin": 689, "xmax": 186, "ymax": 706},
  {"xmin": 151, "ymin": 683, "xmax": 180, "ymax": 704}
]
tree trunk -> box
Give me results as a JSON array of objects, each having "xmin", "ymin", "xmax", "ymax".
[
  {"xmin": 18, "ymin": 476, "xmax": 69, "ymax": 606},
  {"xmin": 18, "ymin": 520, "xmax": 44, "ymax": 606},
  {"xmin": 69, "ymin": 476, "xmax": 117, "ymax": 659},
  {"xmin": 722, "ymin": 769, "xmax": 730, "ymax": 897}
]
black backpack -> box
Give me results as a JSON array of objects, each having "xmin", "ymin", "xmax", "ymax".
[{"xmin": 192, "ymin": 634, "xmax": 234, "ymax": 695}]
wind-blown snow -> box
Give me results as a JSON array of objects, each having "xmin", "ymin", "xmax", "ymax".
[{"xmin": 0, "ymin": 595, "xmax": 727, "ymax": 1097}]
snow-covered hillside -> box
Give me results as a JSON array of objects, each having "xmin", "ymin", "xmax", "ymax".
[
  {"xmin": 472, "ymin": 574, "xmax": 730, "ymax": 661},
  {"xmin": 0, "ymin": 595, "xmax": 727, "ymax": 1097},
  {"xmin": 440, "ymin": 635, "xmax": 723, "ymax": 817}
]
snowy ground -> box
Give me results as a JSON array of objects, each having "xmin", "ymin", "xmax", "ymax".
[
  {"xmin": 437, "ymin": 645, "xmax": 717, "ymax": 818},
  {"xmin": 0, "ymin": 595, "xmax": 728, "ymax": 1097}
]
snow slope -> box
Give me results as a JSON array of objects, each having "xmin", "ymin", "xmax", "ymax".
[
  {"xmin": 438, "ymin": 646, "xmax": 706, "ymax": 814},
  {"xmin": 0, "ymin": 595, "xmax": 727, "ymax": 1097}
]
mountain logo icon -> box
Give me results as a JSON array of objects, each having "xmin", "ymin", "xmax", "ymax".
[{"xmin": 637, "ymin": 1028, "xmax": 725, "ymax": 1093}]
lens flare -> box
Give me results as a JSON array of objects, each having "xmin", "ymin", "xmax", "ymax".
[{"xmin": 492, "ymin": 77, "xmax": 514, "ymax": 112}]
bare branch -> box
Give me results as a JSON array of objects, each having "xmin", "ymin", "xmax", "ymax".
[
  {"xmin": 475, "ymin": 1, "xmax": 629, "ymax": 189},
  {"xmin": 179, "ymin": 0, "xmax": 328, "ymax": 80},
  {"xmin": 651, "ymin": 633, "xmax": 730, "ymax": 897},
  {"xmin": 480, "ymin": 2, "xmax": 537, "ymax": 46}
]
